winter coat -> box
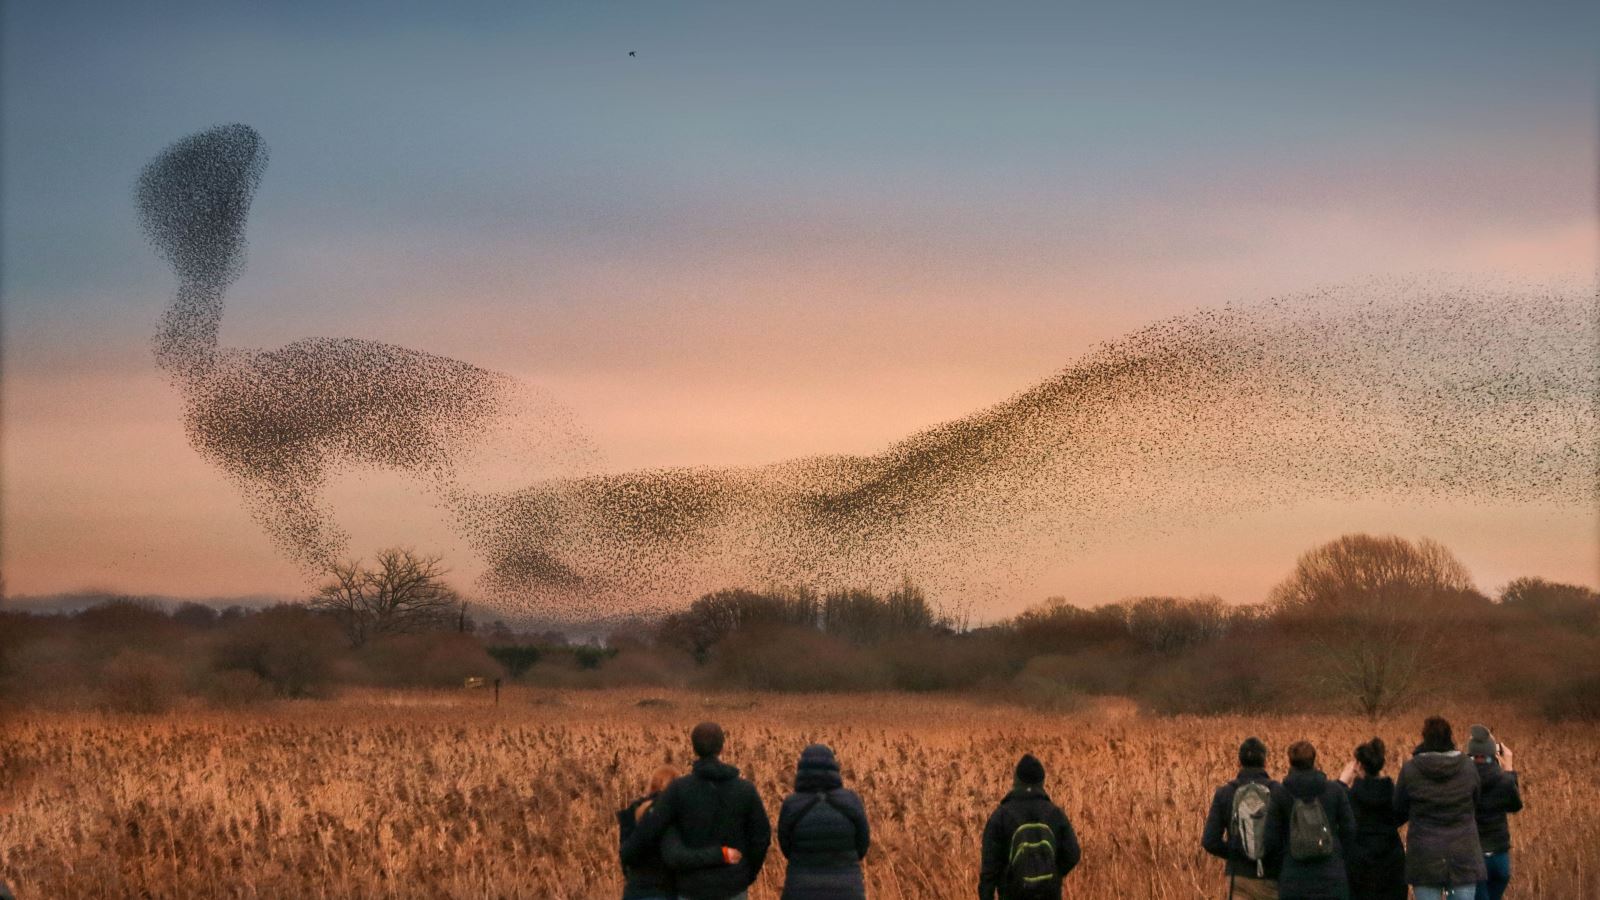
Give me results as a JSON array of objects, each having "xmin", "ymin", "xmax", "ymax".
[
  {"xmin": 1472, "ymin": 761, "xmax": 1522, "ymax": 854},
  {"xmin": 621, "ymin": 757, "xmax": 772, "ymax": 900},
  {"xmin": 1344, "ymin": 776, "xmax": 1406, "ymax": 900},
  {"xmin": 777, "ymin": 754, "xmax": 871, "ymax": 900},
  {"xmin": 1202, "ymin": 767, "xmax": 1286, "ymax": 880},
  {"xmin": 1394, "ymin": 747, "xmax": 1485, "ymax": 887},
  {"xmin": 978, "ymin": 784, "xmax": 1081, "ymax": 900},
  {"xmin": 1264, "ymin": 768, "xmax": 1357, "ymax": 900},
  {"xmin": 619, "ymin": 795, "xmax": 674, "ymax": 899},
  {"xmin": 618, "ymin": 795, "xmax": 727, "ymax": 900}
]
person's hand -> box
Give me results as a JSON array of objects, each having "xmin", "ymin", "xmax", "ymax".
[
  {"xmin": 1338, "ymin": 759, "xmax": 1359, "ymax": 787},
  {"xmin": 1498, "ymin": 742, "xmax": 1515, "ymax": 772},
  {"xmin": 721, "ymin": 847, "xmax": 743, "ymax": 865}
]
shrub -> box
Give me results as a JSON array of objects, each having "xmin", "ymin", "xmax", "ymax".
[
  {"xmin": 879, "ymin": 634, "xmax": 996, "ymax": 691},
  {"xmin": 1542, "ymin": 670, "xmax": 1600, "ymax": 722},
  {"xmin": 1001, "ymin": 657, "xmax": 1089, "ymax": 713},
  {"xmin": 203, "ymin": 669, "xmax": 273, "ymax": 708},
  {"xmin": 487, "ymin": 644, "xmax": 542, "ymax": 678},
  {"xmin": 714, "ymin": 626, "xmax": 890, "ymax": 692},
  {"xmin": 99, "ymin": 650, "xmax": 182, "ymax": 714},
  {"xmin": 215, "ymin": 604, "xmax": 343, "ymax": 697},
  {"xmin": 359, "ymin": 633, "xmax": 497, "ymax": 687}
]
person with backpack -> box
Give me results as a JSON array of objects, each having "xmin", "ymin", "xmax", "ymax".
[
  {"xmin": 622, "ymin": 722, "xmax": 772, "ymax": 900},
  {"xmin": 1263, "ymin": 741, "xmax": 1357, "ymax": 900},
  {"xmin": 978, "ymin": 753, "xmax": 1080, "ymax": 900},
  {"xmin": 776, "ymin": 743, "xmax": 871, "ymax": 900},
  {"xmin": 1336, "ymin": 738, "xmax": 1406, "ymax": 900},
  {"xmin": 1394, "ymin": 716, "xmax": 1485, "ymax": 900},
  {"xmin": 1202, "ymin": 737, "xmax": 1284, "ymax": 899},
  {"xmin": 1464, "ymin": 725, "xmax": 1521, "ymax": 900},
  {"xmin": 618, "ymin": 764, "xmax": 742, "ymax": 900}
]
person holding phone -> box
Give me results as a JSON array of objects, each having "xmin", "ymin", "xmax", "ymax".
[{"xmin": 1465, "ymin": 725, "xmax": 1522, "ymax": 900}]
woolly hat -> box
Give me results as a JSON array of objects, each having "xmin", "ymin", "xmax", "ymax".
[
  {"xmin": 1466, "ymin": 724, "xmax": 1497, "ymax": 759},
  {"xmin": 798, "ymin": 743, "xmax": 839, "ymax": 775},
  {"xmin": 1015, "ymin": 753, "xmax": 1046, "ymax": 785}
]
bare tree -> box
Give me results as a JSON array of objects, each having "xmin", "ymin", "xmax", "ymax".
[
  {"xmin": 1270, "ymin": 533, "xmax": 1476, "ymax": 719},
  {"xmin": 309, "ymin": 548, "xmax": 461, "ymax": 647}
]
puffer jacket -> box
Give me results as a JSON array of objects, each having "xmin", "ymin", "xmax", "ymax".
[
  {"xmin": 1264, "ymin": 768, "xmax": 1357, "ymax": 900},
  {"xmin": 777, "ymin": 745, "xmax": 870, "ymax": 900},
  {"xmin": 1344, "ymin": 776, "xmax": 1406, "ymax": 900},
  {"xmin": 1394, "ymin": 747, "xmax": 1484, "ymax": 887},
  {"xmin": 1473, "ymin": 760, "xmax": 1522, "ymax": 854}
]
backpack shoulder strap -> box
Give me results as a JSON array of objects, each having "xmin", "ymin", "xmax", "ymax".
[{"xmin": 780, "ymin": 791, "xmax": 829, "ymax": 848}]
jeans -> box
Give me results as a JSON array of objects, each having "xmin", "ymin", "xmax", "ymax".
[
  {"xmin": 1413, "ymin": 886, "xmax": 1477, "ymax": 900},
  {"xmin": 1475, "ymin": 851, "xmax": 1511, "ymax": 900}
]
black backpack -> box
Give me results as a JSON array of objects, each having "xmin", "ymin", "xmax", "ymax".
[
  {"xmin": 1288, "ymin": 796, "xmax": 1335, "ymax": 861},
  {"xmin": 1006, "ymin": 819, "xmax": 1058, "ymax": 898}
]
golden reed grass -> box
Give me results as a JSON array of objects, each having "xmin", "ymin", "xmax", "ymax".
[{"xmin": 1, "ymin": 689, "xmax": 1595, "ymax": 898}]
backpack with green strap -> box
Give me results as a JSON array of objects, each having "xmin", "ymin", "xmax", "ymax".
[{"xmin": 1006, "ymin": 820, "xmax": 1058, "ymax": 898}]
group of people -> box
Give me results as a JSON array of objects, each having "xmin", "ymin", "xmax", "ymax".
[
  {"xmin": 1203, "ymin": 717, "xmax": 1522, "ymax": 900},
  {"xmin": 616, "ymin": 715, "xmax": 1520, "ymax": 900},
  {"xmin": 616, "ymin": 721, "xmax": 1079, "ymax": 900}
]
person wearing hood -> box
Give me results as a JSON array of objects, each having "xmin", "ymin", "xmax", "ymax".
[
  {"xmin": 978, "ymin": 753, "xmax": 1081, "ymax": 900},
  {"xmin": 1263, "ymin": 741, "xmax": 1357, "ymax": 900},
  {"xmin": 622, "ymin": 722, "xmax": 772, "ymax": 900},
  {"xmin": 1464, "ymin": 725, "xmax": 1521, "ymax": 900},
  {"xmin": 1394, "ymin": 716, "xmax": 1485, "ymax": 900},
  {"xmin": 1336, "ymin": 738, "xmax": 1406, "ymax": 900},
  {"xmin": 776, "ymin": 743, "xmax": 871, "ymax": 900},
  {"xmin": 618, "ymin": 765, "xmax": 739, "ymax": 900},
  {"xmin": 1202, "ymin": 736, "xmax": 1286, "ymax": 899}
]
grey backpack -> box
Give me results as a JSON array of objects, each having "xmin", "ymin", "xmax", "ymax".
[
  {"xmin": 1230, "ymin": 782, "xmax": 1272, "ymax": 876},
  {"xmin": 1288, "ymin": 796, "xmax": 1334, "ymax": 861}
]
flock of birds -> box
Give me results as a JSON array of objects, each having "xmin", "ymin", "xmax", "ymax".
[{"xmin": 137, "ymin": 124, "xmax": 1598, "ymax": 622}]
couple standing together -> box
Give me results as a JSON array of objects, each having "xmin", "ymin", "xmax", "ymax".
[{"xmin": 617, "ymin": 721, "xmax": 1081, "ymax": 900}]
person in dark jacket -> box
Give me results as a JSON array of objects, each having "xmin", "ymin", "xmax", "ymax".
[
  {"xmin": 619, "ymin": 765, "xmax": 739, "ymax": 900},
  {"xmin": 1202, "ymin": 736, "xmax": 1285, "ymax": 899},
  {"xmin": 1394, "ymin": 716, "xmax": 1485, "ymax": 900},
  {"xmin": 623, "ymin": 722, "xmax": 772, "ymax": 900},
  {"xmin": 777, "ymin": 744, "xmax": 870, "ymax": 900},
  {"xmin": 978, "ymin": 753, "xmax": 1080, "ymax": 900},
  {"xmin": 1336, "ymin": 738, "xmax": 1406, "ymax": 900},
  {"xmin": 1263, "ymin": 741, "xmax": 1357, "ymax": 900},
  {"xmin": 1465, "ymin": 725, "xmax": 1521, "ymax": 900}
]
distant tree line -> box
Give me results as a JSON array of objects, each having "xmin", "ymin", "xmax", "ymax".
[{"xmin": 1, "ymin": 534, "xmax": 1595, "ymax": 720}]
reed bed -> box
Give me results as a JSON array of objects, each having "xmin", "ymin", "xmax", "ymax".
[{"xmin": 1, "ymin": 689, "xmax": 1594, "ymax": 898}]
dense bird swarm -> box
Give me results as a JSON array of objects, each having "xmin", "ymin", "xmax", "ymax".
[{"xmin": 139, "ymin": 125, "xmax": 1598, "ymax": 622}]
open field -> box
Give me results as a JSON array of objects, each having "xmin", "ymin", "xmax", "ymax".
[{"xmin": 1, "ymin": 689, "xmax": 1596, "ymax": 898}]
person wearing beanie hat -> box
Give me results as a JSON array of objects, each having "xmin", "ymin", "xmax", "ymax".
[
  {"xmin": 1203, "ymin": 737, "xmax": 1286, "ymax": 899},
  {"xmin": 622, "ymin": 722, "xmax": 771, "ymax": 900},
  {"xmin": 978, "ymin": 753, "xmax": 1081, "ymax": 900},
  {"xmin": 1015, "ymin": 754, "xmax": 1046, "ymax": 786},
  {"xmin": 1464, "ymin": 725, "xmax": 1521, "ymax": 900},
  {"xmin": 776, "ymin": 743, "xmax": 871, "ymax": 900}
]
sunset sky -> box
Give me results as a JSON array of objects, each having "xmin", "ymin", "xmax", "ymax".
[{"xmin": 3, "ymin": 2, "xmax": 1596, "ymax": 616}]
